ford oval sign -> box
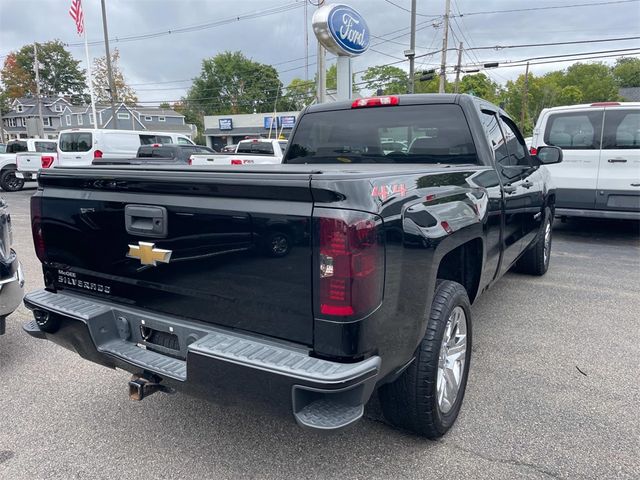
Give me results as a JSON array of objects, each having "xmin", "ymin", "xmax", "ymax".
[{"xmin": 313, "ymin": 4, "xmax": 370, "ymax": 57}]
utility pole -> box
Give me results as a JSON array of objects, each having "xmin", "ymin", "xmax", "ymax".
[
  {"xmin": 454, "ymin": 41, "xmax": 463, "ymax": 93},
  {"xmin": 408, "ymin": 0, "xmax": 417, "ymax": 94},
  {"xmin": 521, "ymin": 61, "xmax": 530, "ymax": 131},
  {"xmin": 33, "ymin": 43, "xmax": 45, "ymax": 138},
  {"xmin": 316, "ymin": 2, "xmax": 326, "ymax": 103},
  {"xmin": 438, "ymin": 0, "xmax": 451, "ymax": 93},
  {"xmin": 0, "ymin": 108, "xmax": 5, "ymax": 143},
  {"xmin": 304, "ymin": 1, "xmax": 309, "ymax": 81},
  {"xmin": 101, "ymin": 0, "xmax": 118, "ymax": 129}
]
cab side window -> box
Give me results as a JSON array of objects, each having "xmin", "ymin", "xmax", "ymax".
[
  {"xmin": 499, "ymin": 116, "xmax": 531, "ymax": 168},
  {"xmin": 543, "ymin": 111, "xmax": 603, "ymax": 150},
  {"xmin": 480, "ymin": 111, "xmax": 510, "ymax": 169},
  {"xmin": 603, "ymin": 110, "xmax": 640, "ymax": 149}
]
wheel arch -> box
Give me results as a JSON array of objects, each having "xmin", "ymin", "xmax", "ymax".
[{"xmin": 435, "ymin": 237, "xmax": 483, "ymax": 304}]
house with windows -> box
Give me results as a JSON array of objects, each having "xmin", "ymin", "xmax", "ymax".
[
  {"xmin": 2, "ymin": 96, "xmax": 196, "ymax": 140},
  {"xmin": 1, "ymin": 96, "xmax": 71, "ymax": 140}
]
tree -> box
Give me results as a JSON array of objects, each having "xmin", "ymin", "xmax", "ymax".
[
  {"xmin": 158, "ymin": 102, "xmax": 171, "ymax": 109},
  {"xmin": 362, "ymin": 65, "xmax": 408, "ymax": 94},
  {"xmin": 92, "ymin": 48, "xmax": 138, "ymax": 105},
  {"xmin": 282, "ymin": 78, "xmax": 315, "ymax": 110},
  {"xmin": 458, "ymin": 73, "xmax": 499, "ymax": 102},
  {"xmin": 612, "ymin": 58, "xmax": 640, "ymax": 88},
  {"xmin": 186, "ymin": 51, "xmax": 283, "ymax": 115},
  {"xmin": 0, "ymin": 40, "xmax": 86, "ymax": 101},
  {"xmin": 324, "ymin": 64, "xmax": 359, "ymax": 94},
  {"xmin": 560, "ymin": 62, "xmax": 619, "ymax": 102}
]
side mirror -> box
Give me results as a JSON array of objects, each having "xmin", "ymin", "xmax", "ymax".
[{"xmin": 536, "ymin": 145, "xmax": 563, "ymax": 165}]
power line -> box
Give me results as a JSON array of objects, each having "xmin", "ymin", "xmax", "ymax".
[{"xmin": 454, "ymin": 0, "xmax": 639, "ymax": 17}]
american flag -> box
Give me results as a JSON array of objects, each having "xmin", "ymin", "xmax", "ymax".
[{"xmin": 69, "ymin": 0, "xmax": 85, "ymax": 36}]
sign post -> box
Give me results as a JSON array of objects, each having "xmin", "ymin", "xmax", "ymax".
[{"xmin": 312, "ymin": 4, "xmax": 369, "ymax": 102}]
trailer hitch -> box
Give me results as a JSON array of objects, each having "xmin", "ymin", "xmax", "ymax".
[{"xmin": 128, "ymin": 373, "xmax": 173, "ymax": 401}]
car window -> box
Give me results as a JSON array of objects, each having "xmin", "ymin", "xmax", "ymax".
[
  {"xmin": 6, "ymin": 141, "xmax": 28, "ymax": 153},
  {"xmin": 177, "ymin": 137, "xmax": 192, "ymax": 145},
  {"xmin": 602, "ymin": 110, "xmax": 640, "ymax": 149},
  {"xmin": 196, "ymin": 146, "xmax": 213, "ymax": 153},
  {"xmin": 499, "ymin": 116, "xmax": 531, "ymax": 167},
  {"xmin": 35, "ymin": 141, "xmax": 57, "ymax": 153},
  {"xmin": 237, "ymin": 141, "xmax": 274, "ymax": 154},
  {"xmin": 544, "ymin": 111, "xmax": 603, "ymax": 149},
  {"xmin": 285, "ymin": 104, "xmax": 478, "ymax": 165},
  {"xmin": 480, "ymin": 111, "xmax": 510, "ymax": 168},
  {"xmin": 59, "ymin": 133, "xmax": 92, "ymax": 152}
]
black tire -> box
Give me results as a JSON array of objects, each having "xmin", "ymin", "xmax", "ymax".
[
  {"xmin": 516, "ymin": 207, "xmax": 552, "ymax": 276},
  {"xmin": 0, "ymin": 168, "xmax": 25, "ymax": 192},
  {"xmin": 379, "ymin": 280, "xmax": 472, "ymax": 438}
]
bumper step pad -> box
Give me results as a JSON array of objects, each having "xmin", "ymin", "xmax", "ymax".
[
  {"xmin": 23, "ymin": 289, "xmax": 381, "ymax": 430},
  {"xmin": 101, "ymin": 339, "xmax": 187, "ymax": 381}
]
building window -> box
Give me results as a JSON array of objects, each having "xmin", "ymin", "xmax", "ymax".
[
  {"xmin": 66, "ymin": 114, "xmax": 71, "ymax": 125},
  {"xmin": 99, "ymin": 112, "xmax": 103, "ymax": 126},
  {"xmin": 77, "ymin": 114, "xmax": 83, "ymax": 125},
  {"xmin": 117, "ymin": 112, "xmax": 130, "ymax": 120},
  {"xmin": 144, "ymin": 116, "xmax": 153, "ymax": 121},
  {"xmin": 8, "ymin": 118, "xmax": 16, "ymax": 127},
  {"xmin": 43, "ymin": 117, "xmax": 51, "ymax": 127},
  {"xmin": 54, "ymin": 104, "xmax": 63, "ymax": 112},
  {"xmin": 158, "ymin": 116, "xmax": 166, "ymax": 122},
  {"xmin": 16, "ymin": 105, "xmax": 23, "ymax": 113},
  {"xmin": 89, "ymin": 113, "xmax": 95, "ymax": 125}
]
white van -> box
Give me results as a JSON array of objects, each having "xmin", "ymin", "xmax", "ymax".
[
  {"xmin": 57, "ymin": 129, "xmax": 194, "ymax": 166},
  {"xmin": 531, "ymin": 102, "xmax": 640, "ymax": 220}
]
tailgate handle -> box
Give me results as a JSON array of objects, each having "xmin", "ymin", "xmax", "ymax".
[
  {"xmin": 125, "ymin": 205, "xmax": 168, "ymax": 238},
  {"xmin": 607, "ymin": 158, "xmax": 627, "ymax": 163}
]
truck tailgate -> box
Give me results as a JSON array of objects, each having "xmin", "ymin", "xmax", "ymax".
[{"xmin": 36, "ymin": 167, "xmax": 314, "ymax": 345}]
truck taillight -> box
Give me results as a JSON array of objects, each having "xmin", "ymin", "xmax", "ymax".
[
  {"xmin": 94, "ymin": 149, "xmax": 103, "ymax": 159},
  {"xmin": 188, "ymin": 156, "xmax": 193, "ymax": 166},
  {"xmin": 31, "ymin": 195, "xmax": 46, "ymax": 263},
  {"xmin": 315, "ymin": 209, "xmax": 384, "ymax": 319},
  {"xmin": 529, "ymin": 147, "xmax": 537, "ymax": 155},
  {"xmin": 41, "ymin": 155, "xmax": 55, "ymax": 168}
]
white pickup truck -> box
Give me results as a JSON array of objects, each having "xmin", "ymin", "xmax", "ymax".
[
  {"xmin": 0, "ymin": 138, "xmax": 57, "ymax": 191},
  {"xmin": 189, "ymin": 139, "xmax": 287, "ymax": 166}
]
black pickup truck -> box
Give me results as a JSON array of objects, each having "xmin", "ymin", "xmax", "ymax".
[{"xmin": 24, "ymin": 94, "xmax": 562, "ymax": 438}]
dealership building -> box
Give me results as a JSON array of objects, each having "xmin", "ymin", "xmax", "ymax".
[{"xmin": 203, "ymin": 111, "xmax": 299, "ymax": 151}]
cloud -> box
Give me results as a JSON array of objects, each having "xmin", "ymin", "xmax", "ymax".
[{"xmin": 1, "ymin": 0, "xmax": 638, "ymax": 103}]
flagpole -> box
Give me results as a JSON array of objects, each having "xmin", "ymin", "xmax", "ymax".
[{"xmin": 83, "ymin": 23, "xmax": 98, "ymax": 129}]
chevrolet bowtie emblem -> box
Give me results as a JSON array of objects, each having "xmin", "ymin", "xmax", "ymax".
[{"xmin": 127, "ymin": 242, "xmax": 172, "ymax": 266}]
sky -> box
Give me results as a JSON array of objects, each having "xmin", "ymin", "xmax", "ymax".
[{"xmin": 0, "ymin": 0, "xmax": 639, "ymax": 104}]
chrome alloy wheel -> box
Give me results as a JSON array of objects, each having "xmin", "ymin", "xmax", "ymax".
[
  {"xmin": 543, "ymin": 219, "xmax": 552, "ymax": 266},
  {"xmin": 437, "ymin": 306, "xmax": 468, "ymax": 414}
]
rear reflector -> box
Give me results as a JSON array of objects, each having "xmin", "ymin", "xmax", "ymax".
[
  {"xmin": 315, "ymin": 208, "xmax": 384, "ymax": 319},
  {"xmin": 529, "ymin": 147, "xmax": 537, "ymax": 155},
  {"xmin": 352, "ymin": 96, "xmax": 399, "ymax": 108},
  {"xmin": 230, "ymin": 159, "xmax": 243, "ymax": 165},
  {"xmin": 41, "ymin": 156, "xmax": 55, "ymax": 168},
  {"xmin": 188, "ymin": 156, "xmax": 193, "ymax": 166},
  {"xmin": 31, "ymin": 195, "xmax": 46, "ymax": 263},
  {"xmin": 94, "ymin": 149, "xmax": 103, "ymax": 159}
]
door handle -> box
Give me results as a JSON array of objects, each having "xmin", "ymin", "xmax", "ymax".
[
  {"xmin": 522, "ymin": 180, "xmax": 534, "ymax": 189},
  {"xmin": 503, "ymin": 185, "xmax": 517, "ymax": 194},
  {"xmin": 607, "ymin": 158, "xmax": 627, "ymax": 163},
  {"xmin": 631, "ymin": 183, "xmax": 640, "ymax": 187}
]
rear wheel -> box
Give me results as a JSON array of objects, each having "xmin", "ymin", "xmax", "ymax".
[
  {"xmin": 379, "ymin": 280, "xmax": 472, "ymax": 438},
  {"xmin": 0, "ymin": 168, "xmax": 25, "ymax": 192},
  {"xmin": 516, "ymin": 207, "xmax": 552, "ymax": 276}
]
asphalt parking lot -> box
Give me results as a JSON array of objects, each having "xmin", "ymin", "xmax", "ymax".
[{"xmin": 0, "ymin": 185, "xmax": 638, "ymax": 480}]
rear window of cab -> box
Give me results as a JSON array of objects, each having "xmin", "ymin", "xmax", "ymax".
[{"xmin": 284, "ymin": 104, "xmax": 478, "ymax": 165}]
